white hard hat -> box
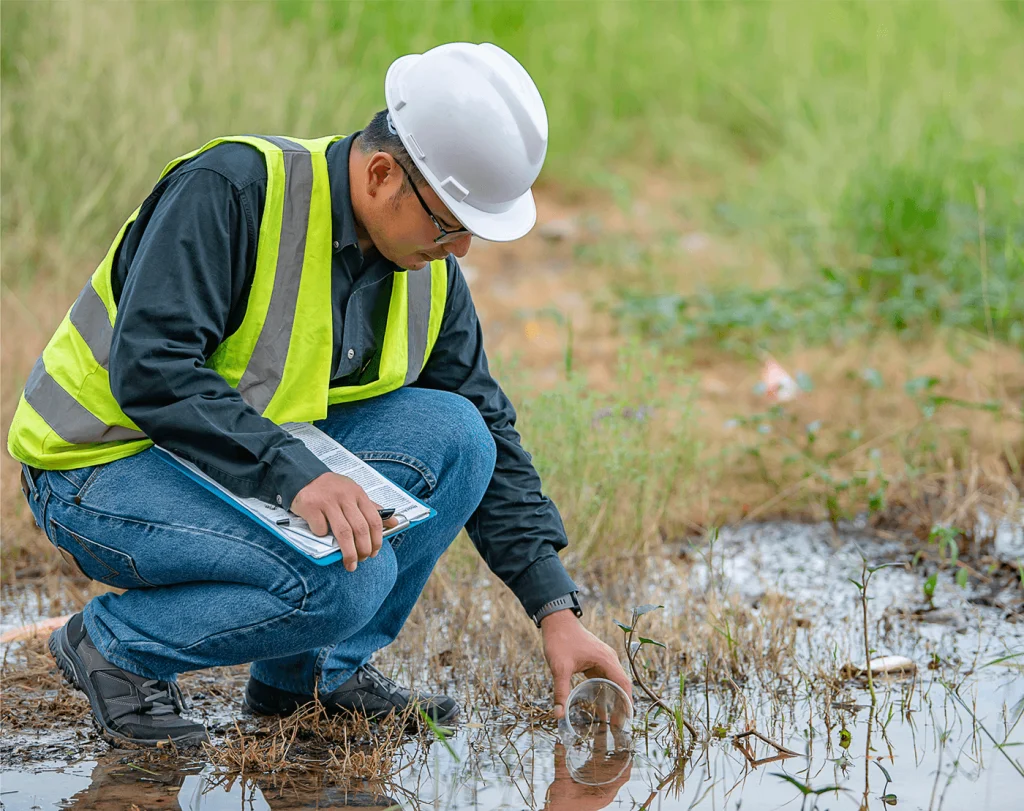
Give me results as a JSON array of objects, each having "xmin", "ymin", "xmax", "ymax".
[{"xmin": 385, "ymin": 42, "xmax": 548, "ymax": 242}]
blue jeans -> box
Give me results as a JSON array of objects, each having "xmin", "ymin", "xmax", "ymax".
[{"xmin": 20, "ymin": 388, "xmax": 496, "ymax": 694}]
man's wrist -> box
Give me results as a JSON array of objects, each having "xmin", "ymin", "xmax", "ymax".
[
  {"xmin": 532, "ymin": 591, "xmax": 582, "ymax": 628},
  {"xmin": 260, "ymin": 442, "xmax": 329, "ymax": 509},
  {"xmin": 538, "ymin": 607, "xmax": 581, "ymax": 631}
]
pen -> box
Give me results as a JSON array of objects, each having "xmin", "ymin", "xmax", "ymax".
[
  {"xmin": 279, "ymin": 510, "xmax": 393, "ymax": 526},
  {"xmin": 276, "ymin": 509, "xmax": 395, "ymax": 528}
]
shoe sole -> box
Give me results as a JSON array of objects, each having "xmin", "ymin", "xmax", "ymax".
[
  {"xmin": 244, "ymin": 683, "xmax": 460, "ymax": 730},
  {"xmin": 48, "ymin": 624, "xmax": 208, "ymax": 749}
]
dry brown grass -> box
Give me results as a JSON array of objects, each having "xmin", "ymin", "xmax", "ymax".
[
  {"xmin": 701, "ymin": 339, "xmax": 1022, "ymax": 523},
  {"xmin": 0, "ymin": 633, "xmax": 89, "ymax": 736},
  {"xmin": 203, "ymin": 702, "xmax": 418, "ymax": 783}
]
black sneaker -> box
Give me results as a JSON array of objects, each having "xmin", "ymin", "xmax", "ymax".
[
  {"xmin": 245, "ymin": 663, "xmax": 459, "ymax": 727},
  {"xmin": 48, "ymin": 613, "xmax": 208, "ymax": 748}
]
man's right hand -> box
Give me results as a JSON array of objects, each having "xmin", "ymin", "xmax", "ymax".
[{"xmin": 290, "ymin": 472, "xmax": 399, "ymax": 572}]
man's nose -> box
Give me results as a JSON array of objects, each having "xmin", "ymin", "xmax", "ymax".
[{"xmin": 448, "ymin": 234, "xmax": 473, "ymax": 258}]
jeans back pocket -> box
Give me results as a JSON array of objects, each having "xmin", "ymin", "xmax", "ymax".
[{"xmin": 47, "ymin": 517, "xmax": 152, "ymax": 590}]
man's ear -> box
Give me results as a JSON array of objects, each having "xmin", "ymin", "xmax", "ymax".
[{"xmin": 365, "ymin": 152, "xmax": 397, "ymax": 198}]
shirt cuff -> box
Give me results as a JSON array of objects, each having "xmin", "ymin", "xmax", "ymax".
[
  {"xmin": 258, "ymin": 441, "xmax": 330, "ymax": 509},
  {"xmin": 509, "ymin": 554, "xmax": 579, "ymax": 618}
]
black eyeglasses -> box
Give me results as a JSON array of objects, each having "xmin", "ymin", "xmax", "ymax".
[{"xmin": 393, "ymin": 156, "xmax": 472, "ymax": 245}]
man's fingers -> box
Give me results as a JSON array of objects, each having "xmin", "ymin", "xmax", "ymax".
[
  {"xmin": 304, "ymin": 509, "xmax": 330, "ymax": 538},
  {"xmin": 371, "ymin": 500, "xmax": 402, "ymax": 534},
  {"xmin": 326, "ymin": 506, "xmax": 358, "ymax": 572},
  {"xmin": 362, "ymin": 498, "xmax": 385, "ymax": 557},
  {"xmin": 606, "ymin": 663, "xmax": 634, "ymax": 707},
  {"xmin": 552, "ymin": 665, "xmax": 572, "ymax": 720},
  {"xmin": 585, "ymin": 647, "xmax": 633, "ymax": 699},
  {"xmin": 342, "ymin": 501, "xmax": 372, "ymax": 562}
]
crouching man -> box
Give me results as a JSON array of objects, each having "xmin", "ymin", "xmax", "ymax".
[{"xmin": 9, "ymin": 42, "xmax": 630, "ymax": 747}]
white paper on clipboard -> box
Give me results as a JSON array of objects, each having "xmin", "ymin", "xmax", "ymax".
[{"xmin": 156, "ymin": 422, "xmax": 432, "ymax": 559}]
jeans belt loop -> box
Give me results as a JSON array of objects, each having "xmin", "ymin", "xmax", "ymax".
[{"xmin": 20, "ymin": 464, "xmax": 41, "ymax": 500}]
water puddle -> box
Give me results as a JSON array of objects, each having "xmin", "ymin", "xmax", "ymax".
[{"xmin": 2, "ymin": 521, "xmax": 1021, "ymax": 809}]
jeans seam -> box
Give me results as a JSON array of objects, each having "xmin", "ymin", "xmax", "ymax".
[
  {"xmin": 313, "ymin": 645, "xmax": 334, "ymax": 688},
  {"xmin": 178, "ymin": 606, "xmax": 302, "ymax": 653},
  {"xmin": 83, "ymin": 616, "xmax": 165, "ymax": 682},
  {"xmin": 74, "ymin": 465, "xmax": 106, "ymax": 503},
  {"xmin": 38, "ymin": 484, "xmax": 52, "ymax": 531},
  {"xmin": 388, "ymin": 532, "xmax": 407, "ymax": 549},
  {"xmin": 48, "ymin": 516, "xmax": 143, "ymax": 584},
  {"xmin": 45, "ymin": 489, "xmax": 310, "ymax": 611},
  {"xmin": 353, "ymin": 450, "xmax": 437, "ymax": 493},
  {"xmin": 54, "ymin": 469, "xmax": 88, "ymax": 492}
]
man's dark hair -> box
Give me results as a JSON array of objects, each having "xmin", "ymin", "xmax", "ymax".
[{"xmin": 357, "ymin": 109, "xmax": 425, "ymax": 192}]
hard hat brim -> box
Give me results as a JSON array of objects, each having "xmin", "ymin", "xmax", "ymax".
[
  {"xmin": 385, "ymin": 53, "xmax": 539, "ymax": 243},
  {"xmin": 439, "ymin": 186, "xmax": 537, "ymax": 243}
]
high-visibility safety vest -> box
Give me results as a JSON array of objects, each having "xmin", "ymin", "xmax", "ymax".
[{"xmin": 8, "ymin": 135, "xmax": 448, "ymax": 471}]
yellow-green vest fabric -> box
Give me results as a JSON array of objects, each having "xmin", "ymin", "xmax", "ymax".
[{"xmin": 8, "ymin": 135, "xmax": 448, "ymax": 471}]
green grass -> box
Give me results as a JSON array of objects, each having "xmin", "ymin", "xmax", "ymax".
[
  {"xmin": 498, "ymin": 346, "xmax": 700, "ymax": 561},
  {"xmin": 614, "ymin": 241, "xmax": 1024, "ymax": 354},
  {"xmin": 3, "ymin": 0, "xmax": 1023, "ymax": 298}
]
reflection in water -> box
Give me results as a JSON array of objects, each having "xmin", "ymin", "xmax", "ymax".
[
  {"xmin": 177, "ymin": 766, "xmax": 401, "ymax": 810},
  {"xmin": 3, "ymin": 673, "xmax": 1021, "ymax": 809},
  {"xmin": 543, "ymin": 743, "xmax": 632, "ymax": 810},
  {"xmin": 40, "ymin": 759, "xmax": 403, "ymax": 811},
  {"xmin": 4, "ymin": 663, "xmax": 1022, "ymax": 809},
  {"xmin": 8, "ymin": 736, "xmax": 628, "ymax": 811}
]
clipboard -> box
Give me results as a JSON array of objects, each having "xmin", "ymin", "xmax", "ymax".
[{"xmin": 153, "ymin": 425, "xmax": 436, "ymax": 566}]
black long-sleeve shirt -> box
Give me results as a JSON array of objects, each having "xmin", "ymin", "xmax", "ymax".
[{"xmin": 105, "ymin": 133, "xmax": 576, "ymax": 616}]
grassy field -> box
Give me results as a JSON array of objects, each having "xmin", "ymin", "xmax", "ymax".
[
  {"xmin": 2, "ymin": 10, "xmax": 1023, "ymax": 804},
  {"xmin": 4, "ymin": 1, "xmax": 1024, "ymax": 287},
  {"xmin": 2, "ymin": 0, "xmax": 1023, "ymax": 578}
]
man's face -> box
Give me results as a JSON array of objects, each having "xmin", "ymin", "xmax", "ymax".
[{"xmin": 362, "ymin": 151, "xmax": 473, "ymax": 270}]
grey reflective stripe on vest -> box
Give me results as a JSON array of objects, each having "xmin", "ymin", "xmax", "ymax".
[
  {"xmin": 236, "ymin": 136, "xmax": 312, "ymax": 414},
  {"xmin": 69, "ymin": 283, "xmax": 113, "ymax": 369},
  {"xmin": 26, "ymin": 283, "xmax": 145, "ymax": 443},
  {"xmin": 403, "ymin": 269, "xmax": 433, "ymax": 385},
  {"xmin": 24, "ymin": 357, "xmax": 145, "ymax": 444}
]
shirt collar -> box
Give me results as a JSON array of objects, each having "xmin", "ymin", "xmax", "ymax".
[{"xmin": 326, "ymin": 133, "xmax": 361, "ymax": 256}]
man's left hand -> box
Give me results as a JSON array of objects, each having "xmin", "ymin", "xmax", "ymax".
[{"xmin": 541, "ymin": 609, "xmax": 632, "ymax": 720}]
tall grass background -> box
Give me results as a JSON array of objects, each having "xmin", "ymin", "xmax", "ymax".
[{"xmin": 3, "ymin": 0, "xmax": 1023, "ymax": 296}]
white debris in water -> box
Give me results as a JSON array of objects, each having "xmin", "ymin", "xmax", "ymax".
[{"xmin": 843, "ymin": 654, "xmax": 917, "ymax": 677}]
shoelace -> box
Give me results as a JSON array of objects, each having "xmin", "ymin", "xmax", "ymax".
[
  {"xmin": 138, "ymin": 679, "xmax": 186, "ymax": 716},
  {"xmin": 357, "ymin": 664, "xmax": 406, "ymax": 698}
]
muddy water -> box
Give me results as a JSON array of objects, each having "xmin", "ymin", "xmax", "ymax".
[{"xmin": 2, "ymin": 521, "xmax": 1022, "ymax": 810}]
